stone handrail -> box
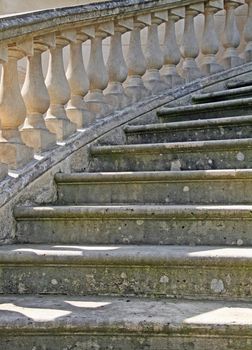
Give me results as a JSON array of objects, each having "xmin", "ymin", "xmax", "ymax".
[{"xmin": 0, "ymin": 0, "xmax": 250, "ymax": 180}]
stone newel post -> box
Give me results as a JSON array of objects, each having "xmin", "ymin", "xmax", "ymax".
[
  {"xmin": 66, "ymin": 26, "xmax": 95, "ymax": 128},
  {"xmin": 221, "ymin": 0, "xmax": 244, "ymax": 68},
  {"xmin": 105, "ymin": 18, "xmax": 133, "ymax": 109},
  {"xmin": 244, "ymin": 0, "xmax": 252, "ymax": 62},
  {"xmin": 0, "ymin": 41, "xmax": 34, "ymax": 170},
  {"xmin": 161, "ymin": 7, "xmax": 185, "ymax": 88},
  {"xmin": 124, "ymin": 14, "xmax": 151, "ymax": 102},
  {"xmin": 86, "ymin": 21, "xmax": 114, "ymax": 118},
  {"xmin": 200, "ymin": 0, "xmax": 224, "ymax": 74},
  {"xmin": 21, "ymin": 33, "xmax": 56, "ymax": 153},
  {"xmin": 180, "ymin": 3, "xmax": 204, "ymax": 81},
  {"xmin": 45, "ymin": 30, "xmax": 76, "ymax": 141}
]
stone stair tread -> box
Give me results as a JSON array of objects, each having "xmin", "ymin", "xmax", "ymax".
[
  {"xmin": 1, "ymin": 243, "xmax": 252, "ymax": 265},
  {"xmin": 192, "ymin": 86, "xmax": 252, "ymax": 103},
  {"xmin": 157, "ymin": 97, "xmax": 252, "ymax": 117},
  {"xmin": 55, "ymin": 169, "xmax": 252, "ymax": 183},
  {"xmin": 0, "ymin": 294, "xmax": 251, "ymax": 334},
  {"xmin": 14, "ymin": 204, "xmax": 252, "ymax": 219},
  {"xmin": 124, "ymin": 115, "xmax": 252, "ymax": 134},
  {"xmin": 90, "ymin": 138, "xmax": 252, "ymax": 155},
  {"xmin": 227, "ymin": 80, "xmax": 252, "ymax": 89}
]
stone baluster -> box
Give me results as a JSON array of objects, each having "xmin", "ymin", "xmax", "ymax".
[
  {"xmin": 221, "ymin": 0, "xmax": 244, "ymax": 68},
  {"xmin": 161, "ymin": 7, "xmax": 185, "ymax": 88},
  {"xmin": 0, "ymin": 46, "xmax": 9, "ymax": 178},
  {"xmin": 105, "ymin": 18, "xmax": 133, "ymax": 109},
  {"xmin": 86, "ymin": 22, "xmax": 114, "ymax": 119},
  {"xmin": 180, "ymin": 3, "xmax": 204, "ymax": 81},
  {"xmin": 45, "ymin": 30, "xmax": 77, "ymax": 141},
  {"xmin": 0, "ymin": 41, "xmax": 34, "ymax": 170},
  {"xmin": 21, "ymin": 33, "xmax": 56, "ymax": 153},
  {"xmin": 143, "ymin": 11, "xmax": 168, "ymax": 94},
  {"xmin": 243, "ymin": 0, "xmax": 252, "ymax": 62},
  {"xmin": 66, "ymin": 26, "xmax": 95, "ymax": 128},
  {"xmin": 200, "ymin": 0, "xmax": 224, "ymax": 74},
  {"xmin": 124, "ymin": 14, "xmax": 151, "ymax": 103}
]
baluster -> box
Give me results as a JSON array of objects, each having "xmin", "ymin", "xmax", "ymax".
[
  {"xmin": 200, "ymin": 0, "xmax": 224, "ymax": 74},
  {"xmin": 0, "ymin": 162, "xmax": 7, "ymax": 180},
  {"xmin": 0, "ymin": 41, "xmax": 34, "ymax": 170},
  {"xmin": 180, "ymin": 3, "xmax": 204, "ymax": 81},
  {"xmin": 45, "ymin": 30, "xmax": 76, "ymax": 141},
  {"xmin": 0, "ymin": 46, "xmax": 8, "ymax": 178},
  {"xmin": 86, "ymin": 22, "xmax": 114, "ymax": 119},
  {"xmin": 221, "ymin": 0, "xmax": 244, "ymax": 68},
  {"xmin": 21, "ymin": 34, "xmax": 56, "ymax": 153},
  {"xmin": 124, "ymin": 14, "xmax": 151, "ymax": 103},
  {"xmin": 105, "ymin": 18, "xmax": 133, "ymax": 109},
  {"xmin": 66, "ymin": 26, "xmax": 95, "ymax": 128},
  {"xmin": 143, "ymin": 11, "xmax": 168, "ymax": 94},
  {"xmin": 161, "ymin": 7, "xmax": 185, "ymax": 88},
  {"xmin": 244, "ymin": 0, "xmax": 252, "ymax": 62}
]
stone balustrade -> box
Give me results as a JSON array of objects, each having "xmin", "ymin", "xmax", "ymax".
[{"xmin": 0, "ymin": 0, "xmax": 249, "ymax": 178}]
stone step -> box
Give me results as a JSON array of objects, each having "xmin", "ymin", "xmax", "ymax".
[
  {"xmin": 227, "ymin": 79, "xmax": 252, "ymax": 89},
  {"xmin": 14, "ymin": 204, "xmax": 252, "ymax": 246},
  {"xmin": 55, "ymin": 170, "xmax": 252, "ymax": 205},
  {"xmin": 1, "ymin": 295, "xmax": 252, "ymax": 350},
  {"xmin": 157, "ymin": 97, "xmax": 252, "ymax": 123},
  {"xmin": 89, "ymin": 139, "xmax": 252, "ymax": 172},
  {"xmin": 192, "ymin": 86, "xmax": 252, "ymax": 104},
  {"xmin": 1, "ymin": 244, "xmax": 252, "ymax": 300},
  {"xmin": 124, "ymin": 115, "xmax": 252, "ymax": 144}
]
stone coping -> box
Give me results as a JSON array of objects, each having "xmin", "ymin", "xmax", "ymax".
[
  {"xmin": 0, "ymin": 62, "xmax": 251, "ymax": 210},
  {"xmin": 0, "ymin": 0, "xmax": 200, "ymax": 43}
]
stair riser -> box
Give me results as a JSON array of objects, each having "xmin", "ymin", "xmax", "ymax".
[
  {"xmin": 126, "ymin": 125, "xmax": 252, "ymax": 144},
  {"xmin": 1, "ymin": 263, "xmax": 252, "ymax": 300},
  {"xmin": 57, "ymin": 179, "xmax": 252, "ymax": 205},
  {"xmin": 158, "ymin": 106, "xmax": 252, "ymax": 123},
  {"xmin": 89, "ymin": 148, "xmax": 252, "ymax": 172},
  {"xmin": 1, "ymin": 334, "xmax": 250, "ymax": 350},
  {"xmin": 16, "ymin": 217, "xmax": 252, "ymax": 246}
]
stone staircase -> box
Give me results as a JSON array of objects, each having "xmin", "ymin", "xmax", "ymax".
[{"xmin": 1, "ymin": 81, "xmax": 252, "ymax": 349}]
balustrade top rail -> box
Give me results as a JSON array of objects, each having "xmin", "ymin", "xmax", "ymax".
[{"xmin": 0, "ymin": 0, "xmax": 202, "ymax": 43}]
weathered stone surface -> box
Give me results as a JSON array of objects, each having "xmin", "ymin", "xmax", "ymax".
[
  {"xmin": 14, "ymin": 204, "xmax": 252, "ymax": 246},
  {"xmin": 55, "ymin": 170, "xmax": 252, "ymax": 205},
  {"xmin": 89, "ymin": 139, "xmax": 252, "ymax": 172},
  {"xmin": 192, "ymin": 85, "xmax": 252, "ymax": 103},
  {"xmin": 125, "ymin": 115, "xmax": 252, "ymax": 143},
  {"xmin": 157, "ymin": 97, "xmax": 252, "ymax": 122},
  {"xmin": 0, "ymin": 295, "xmax": 252, "ymax": 349},
  {"xmin": 0, "ymin": 244, "xmax": 252, "ymax": 299}
]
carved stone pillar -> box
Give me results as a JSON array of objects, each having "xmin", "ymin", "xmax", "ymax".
[
  {"xmin": 21, "ymin": 33, "xmax": 56, "ymax": 153},
  {"xmin": 0, "ymin": 41, "xmax": 34, "ymax": 170},
  {"xmin": 180, "ymin": 3, "xmax": 204, "ymax": 81},
  {"xmin": 221, "ymin": 0, "xmax": 244, "ymax": 68},
  {"xmin": 124, "ymin": 14, "xmax": 151, "ymax": 103},
  {"xmin": 143, "ymin": 11, "xmax": 168, "ymax": 94},
  {"xmin": 105, "ymin": 19, "xmax": 133, "ymax": 109},
  {"xmin": 86, "ymin": 22, "xmax": 114, "ymax": 119},
  {"xmin": 161, "ymin": 7, "xmax": 185, "ymax": 88},
  {"xmin": 200, "ymin": 0, "xmax": 224, "ymax": 74},
  {"xmin": 244, "ymin": 0, "xmax": 252, "ymax": 62},
  {"xmin": 66, "ymin": 26, "xmax": 95, "ymax": 128},
  {"xmin": 45, "ymin": 30, "xmax": 76, "ymax": 141}
]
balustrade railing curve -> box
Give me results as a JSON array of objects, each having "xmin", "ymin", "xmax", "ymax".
[{"xmin": 0, "ymin": 0, "xmax": 249, "ymax": 179}]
